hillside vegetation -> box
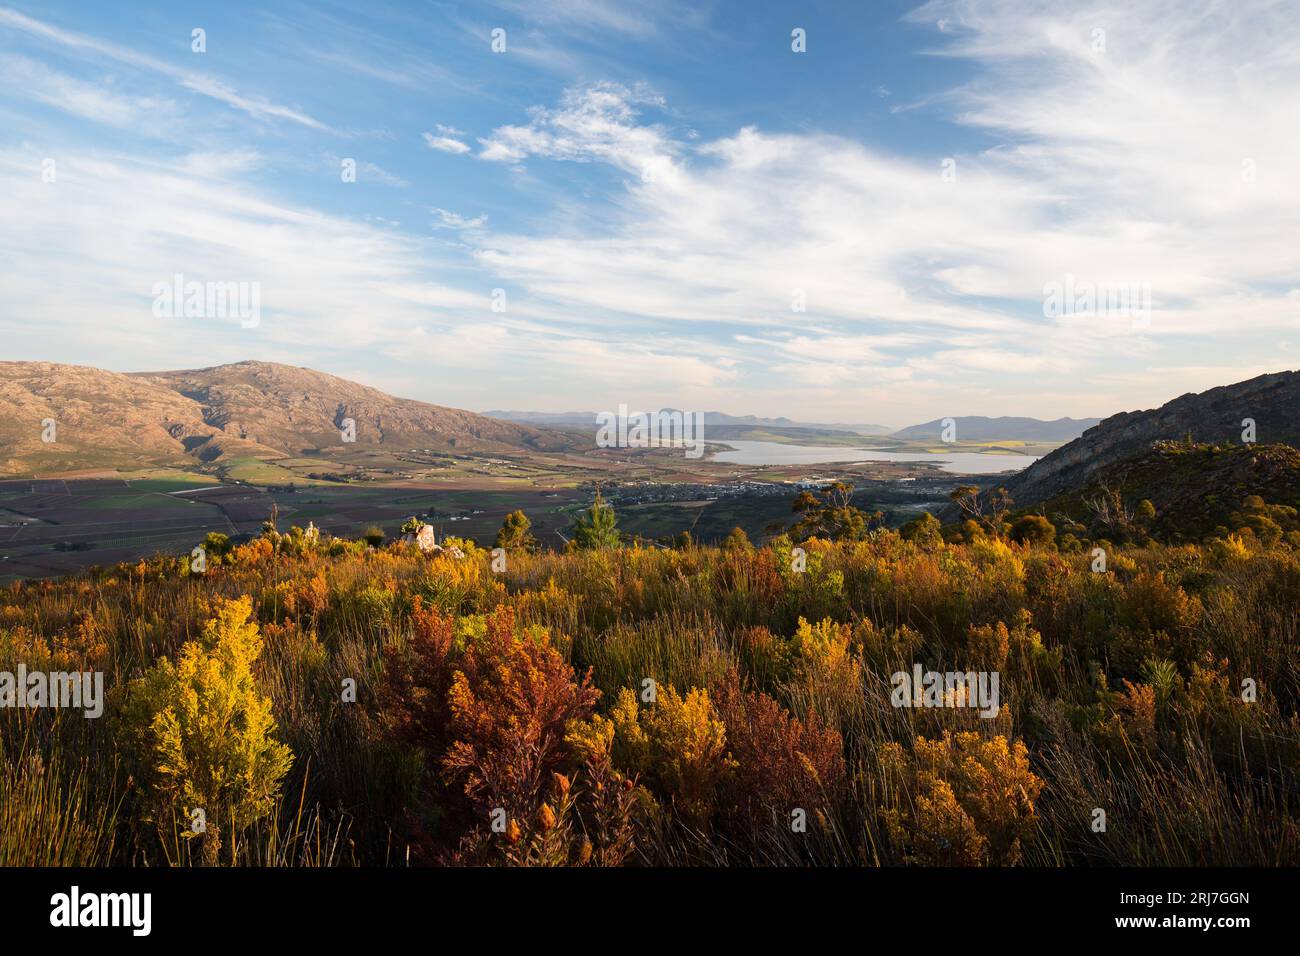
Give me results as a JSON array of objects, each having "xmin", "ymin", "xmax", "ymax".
[
  {"xmin": 1029, "ymin": 441, "xmax": 1300, "ymax": 545},
  {"xmin": 2, "ymin": 491, "xmax": 1297, "ymax": 866}
]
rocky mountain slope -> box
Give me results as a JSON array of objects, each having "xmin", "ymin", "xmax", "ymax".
[
  {"xmin": 1033, "ymin": 441, "xmax": 1300, "ymax": 542},
  {"xmin": 0, "ymin": 360, "xmax": 576, "ymax": 476},
  {"xmin": 996, "ymin": 370, "xmax": 1300, "ymax": 507}
]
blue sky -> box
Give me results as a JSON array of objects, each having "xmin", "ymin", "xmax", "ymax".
[{"xmin": 1, "ymin": 0, "xmax": 1296, "ymax": 427}]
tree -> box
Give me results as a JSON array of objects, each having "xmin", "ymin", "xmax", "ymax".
[
  {"xmin": 1009, "ymin": 514, "xmax": 1056, "ymax": 547},
  {"xmin": 951, "ymin": 485, "xmax": 1013, "ymax": 537},
  {"xmin": 789, "ymin": 482, "xmax": 883, "ymax": 541},
  {"xmin": 571, "ymin": 491, "xmax": 620, "ymax": 550},
  {"xmin": 950, "ymin": 485, "xmax": 983, "ymax": 522},
  {"xmin": 901, "ymin": 511, "xmax": 943, "ymax": 547},
  {"xmin": 495, "ymin": 509, "xmax": 540, "ymax": 553},
  {"xmin": 723, "ymin": 526, "xmax": 753, "ymax": 551}
]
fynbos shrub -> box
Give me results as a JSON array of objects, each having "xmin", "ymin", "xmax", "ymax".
[
  {"xmin": 120, "ymin": 596, "xmax": 293, "ymax": 865},
  {"xmin": 879, "ymin": 731, "xmax": 1043, "ymax": 866}
]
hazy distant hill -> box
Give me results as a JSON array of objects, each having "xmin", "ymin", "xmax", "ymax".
[
  {"xmin": 891, "ymin": 416, "xmax": 1100, "ymax": 442},
  {"xmin": 484, "ymin": 409, "xmax": 893, "ymax": 434},
  {"xmin": 998, "ymin": 369, "xmax": 1300, "ymax": 507},
  {"xmin": 0, "ymin": 360, "xmax": 575, "ymax": 476}
]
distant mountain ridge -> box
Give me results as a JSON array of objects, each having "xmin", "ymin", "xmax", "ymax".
[
  {"xmin": 490, "ymin": 409, "xmax": 1102, "ymax": 444},
  {"xmin": 892, "ymin": 416, "xmax": 1101, "ymax": 442},
  {"xmin": 484, "ymin": 409, "xmax": 893, "ymax": 434},
  {"xmin": 0, "ymin": 360, "xmax": 575, "ymax": 476},
  {"xmin": 997, "ymin": 369, "xmax": 1300, "ymax": 507}
]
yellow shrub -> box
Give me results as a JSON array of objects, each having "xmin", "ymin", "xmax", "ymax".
[
  {"xmin": 791, "ymin": 616, "xmax": 853, "ymax": 672},
  {"xmin": 966, "ymin": 620, "xmax": 1011, "ymax": 671},
  {"xmin": 120, "ymin": 596, "xmax": 293, "ymax": 865},
  {"xmin": 788, "ymin": 617, "xmax": 862, "ymax": 724},
  {"xmin": 605, "ymin": 685, "xmax": 734, "ymax": 824},
  {"xmin": 879, "ymin": 731, "xmax": 1043, "ymax": 866}
]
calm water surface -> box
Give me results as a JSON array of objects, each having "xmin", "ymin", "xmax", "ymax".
[{"xmin": 710, "ymin": 440, "xmax": 1038, "ymax": 475}]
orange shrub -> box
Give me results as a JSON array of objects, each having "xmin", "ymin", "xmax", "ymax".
[
  {"xmin": 441, "ymin": 607, "xmax": 600, "ymax": 819},
  {"xmin": 715, "ymin": 671, "xmax": 847, "ymax": 824}
]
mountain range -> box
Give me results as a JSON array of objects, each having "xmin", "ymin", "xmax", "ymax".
[
  {"xmin": 891, "ymin": 416, "xmax": 1101, "ymax": 442},
  {"xmin": 0, "ymin": 361, "xmax": 575, "ymax": 476},
  {"xmin": 4, "ymin": 362, "xmax": 1296, "ymax": 494},
  {"xmin": 484, "ymin": 409, "xmax": 894, "ymax": 434},
  {"xmin": 487, "ymin": 409, "xmax": 1099, "ymax": 441}
]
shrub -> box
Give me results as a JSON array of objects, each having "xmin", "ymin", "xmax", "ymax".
[
  {"xmin": 441, "ymin": 607, "xmax": 600, "ymax": 823},
  {"xmin": 1009, "ymin": 515, "xmax": 1056, "ymax": 547},
  {"xmin": 901, "ymin": 511, "xmax": 943, "ymax": 547},
  {"xmin": 715, "ymin": 672, "xmax": 847, "ymax": 824},
  {"xmin": 601, "ymin": 684, "xmax": 734, "ymax": 825},
  {"xmin": 120, "ymin": 596, "xmax": 293, "ymax": 865},
  {"xmin": 878, "ymin": 731, "xmax": 1043, "ymax": 866},
  {"xmin": 723, "ymin": 527, "xmax": 754, "ymax": 552}
]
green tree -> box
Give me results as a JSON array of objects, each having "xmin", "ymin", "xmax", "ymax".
[
  {"xmin": 495, "ymin": 509, "xmax": 540, "ymax": 553},
  {"xmin": 723, "ymin": 526, "xmax": 753, "ymax": 551},
  {"xmin": 1009, "ymin": 514, "xmax": 1056, "ymax": 547},
  {"xmin": 901, "ymin": 511, "xmax": 943, "ymax": 547},
  {"xmin": 572, "ymin": 491, "xmax": 620, "ymax": 550},
  {"xmin": 789, "ymin": 482, "xmax": 882, "ymax": 541}
]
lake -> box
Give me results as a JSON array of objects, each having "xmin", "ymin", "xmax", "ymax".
[{"xmin": 710, "ymin": 440, "xmax": 1039, "ymax": 475}]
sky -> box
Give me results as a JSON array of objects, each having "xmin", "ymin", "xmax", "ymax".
[{"xmin": 0, "ymin": 0, "xmax": 1297, "ymax": 428}]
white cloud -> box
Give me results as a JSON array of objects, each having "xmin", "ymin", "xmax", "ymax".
[
  {"xmin": 0, "ymin": 142, "xmax": 742, "ymax": 413},
  {"xmin": 432, "ymin": 208, "xmax": 487, "ymax": 230},
  {"xmin": 423, "ymin": 130, "xmax": 471, "ymax": 154},
  {"xmin": 477, "ymin": 82, "xmax": 674, "ymax": 176},
  {"xmin": 4, "ymin": 1, "xmax": 1298, "ymax": 422},
  {"xmin": 0, "ymin": 54, "xmax": 176, "ymax": 129}
]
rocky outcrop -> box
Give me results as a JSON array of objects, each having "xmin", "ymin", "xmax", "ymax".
[{"xmin": 995, "ymin": 370, "xmax": 1300, "ymax": 508}]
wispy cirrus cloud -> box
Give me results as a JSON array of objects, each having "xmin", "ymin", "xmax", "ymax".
[
  {"xmin": 432, "ymin": 207, "xmax": 487, "ymax": 230},
  {"xmin": 0, "ymin": 53, "xmax": 176, "ymax": 128},
  {"xmin": 0, "ymin": 6, "xmax": 328, "ymax": 129}
]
